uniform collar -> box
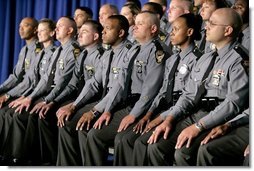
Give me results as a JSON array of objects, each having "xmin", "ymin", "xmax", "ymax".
[
  {"xmin": 27, "ymin": 39, "xmax": 37, "ymax": 50},
  {"xmin": 112, "ymin": 39, "xmax": 129, "ymax": 54},
  {"xmin": 179, "ymin": 43, "xmax": 195, "ymax": 60},
  {"xmin": 61, "ymin": 38, "xmax": 75, "ymax": 49},
  {"xmin": 217, "ymin": 41, "xmax": 237, "ymax": 60}
]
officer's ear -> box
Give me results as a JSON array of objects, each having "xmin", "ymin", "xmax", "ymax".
[
  {"xmin": 50, "ymin": 30, "xmax": 56, "ymax": 38},
  {"xmin": 93, "ymin": 32, "xmax": 99, "ymax": 41},
  {"xmin": 151, "ymin": 24, "xmax": 158, "ymax": 34},
  {"xmin": 187, "ymin": 28, "xmax": 194, "ymax": 37},
  {"xmin": 224, "ymin": 25, "xmax": 233, "ymax": 37},
  {"xmin": 67, "ymin": 27, "xmax": 74, "ymax": 36},
  {"xmin": 118, "ymin": 29, "xmax": 125, "ymax": 38}
]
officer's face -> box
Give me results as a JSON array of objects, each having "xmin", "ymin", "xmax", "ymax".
[
  {"xmin": 102, "ymin": 19, "xmax": 122, "ymax": 45},
  {"xmin": 19, "ymin": 18, "xmax": 37, "ymax": 40},
  {"xmin": 37, "ymin": 22, "xmax": 55, "ymax": 43},
  {"xmin": 170, "ymin": 17, "xmax": 191, "ymax": 47},
  {"xmin": 74, "ymin": 9, "xmax": 89, "ymax": 29},
  {"xmin": 55, "ymin": 18, "xmax": 72, "ymax": 42},
  {"xmin": 120, "ymin": 6, "xmax": 135, "ymax": 26},
  {"xmin": 133, "ymin": 13, "xmax": 155, "ymax": 43},
  {"xmin": 200, "ymin": 2, "xmax": 217, "ymax": 21},
  {"xmin": 167, "ymin": 0, "xmax": 185, "ymax": 23},
  {"xmin": 99, "ymin": 5, "xmax": 114, "ymax": 26},
  {"xmin": 205, "ymin": 11, "xmax": 229, "ymax": 46},
  {"xmin": 78, "ymin": 24, "xmax": 97, "ymax": 47},
  {"xmin": 232, "ymin": 0, "xmax": 248, "ymax": 18}
]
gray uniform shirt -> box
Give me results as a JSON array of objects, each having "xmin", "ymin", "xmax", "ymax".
[
  {"xmin": 73, "ymin": 40, "xmax": 132, "ymax": 109},
  {"xmin": 28, "ymin": 39, "xmax": 77, "ymax": 102},
  {"xmin": 129, "ymin": 39, "xmax": 166, "ymax": 117},
  {"xmin": 161, "ymin": 41, "xmax": 249, "ymax": 130},
  {"xmin": 148, "ymin": 43, "xmax": 198, "ymax": 113},
  {"xmin": 7, "ymin": 44, "xmax": 56, "ymax": 97},
  {"xmin": 54, "ymin": 45, "xmax": 103, "ymax": 103},
  {"xmin": 0, "ymin": 40, "xmax": 38, "ymax": 94}
]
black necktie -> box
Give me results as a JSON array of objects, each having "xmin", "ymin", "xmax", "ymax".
[
  {"xmin": 18, "ymin": 46, "xmax": 28, "ymax": 82},
  {"xmin": 194, "ymin": 51, "xmax": 218, "ymax": 104},
  {"xmin": 122, "ymin": 45, "xmax": 141, "ymax": 101},
  {"xmin": 165, "ymin": 53, "xmax": 181, "ymax": 104},
  {"xmin": 77, "ymin": 50, "xmax": 88, "ymax": 94},
  {"xmin": 101, "ymin": 51, "xmax": 114, "ymax": 98},
  {"xmin": 46, "ymin": 46, "xmax": 62, "ymax": 90}
]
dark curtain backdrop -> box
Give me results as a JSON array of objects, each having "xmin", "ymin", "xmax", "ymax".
[{"xmin": 0, "ymin": 0, "xmax": 167, "ymax": 84}]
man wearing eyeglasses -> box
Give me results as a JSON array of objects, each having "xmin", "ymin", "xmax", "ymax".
[{"xmin": 146, "ymin": 8, "xmax": 248, "ymax": 166}]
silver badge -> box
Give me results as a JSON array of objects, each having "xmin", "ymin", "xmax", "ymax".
[
  {"xmin": 179, "ymin": 64, "xmax": 188, "ymax": 75},
  {"xmin": 59, "ymin": 58, "xmax": 64, "ymax": 70}
]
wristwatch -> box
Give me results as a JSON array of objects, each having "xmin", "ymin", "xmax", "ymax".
[
  {"xmin": 91, "ymin": 110, "xmax": 101, "ymax": 118},
  {"xmin": 195, "ymin": 122, "xmax": 204, "ymax": 132}
]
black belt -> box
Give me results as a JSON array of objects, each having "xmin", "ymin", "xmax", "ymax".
[{"xmin": 200, "ymin": 97, "xmax": 224, "ymax": 112}]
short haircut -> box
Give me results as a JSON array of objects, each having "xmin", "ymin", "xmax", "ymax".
[
  {"xmin": 125, "ymin": 0, "xmax": 141, "ymax": 9},
  {"xmin": 143, "ymin": 2, "xmax": 164, "ymax": 19},
  {"xmin": 108, "ymin": 15, "xmax": 129, "ymax": 39},
  {"xmin": 122, "ymin": 3, "xmax": 141, "ymax": 16},
  {"xmin": 39, "ymin": 18, "xmax": 56, "ymax": 31},
  {"xmin": 84, "ymin": 20, "xmax": 103, "ymax": 40},
  {"xmin": 62, "ymin": 16, "xmax": 77, "ymax": 36},
  {"xmin": 76, "ymin": 6, "xmax": 93, "ymax": 18},
  {"xmin": 108, "ymin": 4, "xmax": 119, "ymax": 15},
  {"xmin": 178, "ymin": 13, "xmax": 202, "ymax": 41}
]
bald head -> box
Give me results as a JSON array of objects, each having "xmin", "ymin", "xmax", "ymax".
[{"xmin": 213, "ymin": 8, "xmax": 243, "ymax": 37}]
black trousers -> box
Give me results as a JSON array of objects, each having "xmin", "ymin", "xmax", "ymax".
[
  {"xmin": 146, "ymin": 109, "xmax": 209, "ymax": 166},
  {"xmin": 113, "ymin": 106, "xmax": 168, "ymax": 166},
  {"xmin": 84, "ymin": 105, "xmax": 133, "ymax": 166},
  {"xmin": 197, "ymin": 124, "xmax": 249, "ymax": 166},
  {"xmin": 56, "ymin": 101, "xmax": 97, "ymax": 166}
]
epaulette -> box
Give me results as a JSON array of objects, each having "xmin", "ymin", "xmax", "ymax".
[
  {"xmin": 192, "ymin": 46, "xmax": 203, "ymax": 60},
  {"xmin": 72, "ymin": 42, "xmax": 81, "ymax": 59},
  {"xmin": 234, "ymin": 44, "xmax": 249, "ymax": 61},
  {"xmin": 35, "ymin": 41, "xmax": 43, "ymax": 54},
  {"xmin": 97, "ymin": 46, "xmax": 105, "ymax": 56},
  {"xmin": 234, "ymin": 44, "xmax": 249, "ymax": 74},
  {"xmin": 153, "ymin": 39, "xmax": 165, "ymax": 64},
  {"xmin": 125, "ymin": 43, "xmax": 132, "ymax": 50}
]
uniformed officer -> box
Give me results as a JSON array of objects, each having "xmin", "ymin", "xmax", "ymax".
[
  {"xmin": 73, "ymin": 7, "xmax": 93, "ymax": 38},
  {"xmin": 197, "ymin": 108, "xmax": 249, "ymax": 166},
  {"xmin": 98, "ymin": 4, "xmax": 119, "ymax": 50},
  {"xmin": 164, "ymin": 0, "xmax": 193, "ymax": 47},
  {"xmin": 56, "ymin": 15, "xmax": 132, "ymax": 166},
  {"xmin": 146, "ymin": 8, "xmax": 248, "ymax": 166},
  {"xmin": 1, "ymin": 16, "xmax": 78, "ymax": 165},
  {"xmin": 0, "ymin": 17, "xmax": 39, "ymax": 162},
  {"xmin": 32, "ymin": 20, "xmax": 104, "ymax": 166},
  {"xmin": 232, "ymin": 0, "xmax": 249, "ymax": 51},
  {"xmin": 148, "ymin": 0, "xmax": 171, "ymax": 45},
  {"xmin": 120, "ymin": 3, "xmax": 140, "ymax": 44},
  {"xmin": 130, "ymin": 13, "xmax": 203, "ymax": 166},
  {"xmin": 0, "ymin": 17, "xmax": 38, "ymax": 109},
  {"xmin": 197, "ymin": 0, "xmax": 228, "ymax": 53},
  {"xmin": 83, "ymin": 11, "xmax": 166, "ymax": 166}
]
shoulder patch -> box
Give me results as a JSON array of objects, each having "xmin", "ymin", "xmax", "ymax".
[
  {"xmin": 35, "ymin": 41, "xmax": 43, "ymax": 54},
  {"xmin": 192, "ymin": 46, "xmax": 203, "ymax": 60},
  {"xmin": 153, "ymin": 39, "xmax": 165, "ymax": 64},
  {"xmin": 72, "ymin": 42, "xmax": 81, "ymax": 59}
]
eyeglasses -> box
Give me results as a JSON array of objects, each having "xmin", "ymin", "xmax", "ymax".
[{"xmin": 206, "ymin": 20, "xmax": 229, "ymax": 27}]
